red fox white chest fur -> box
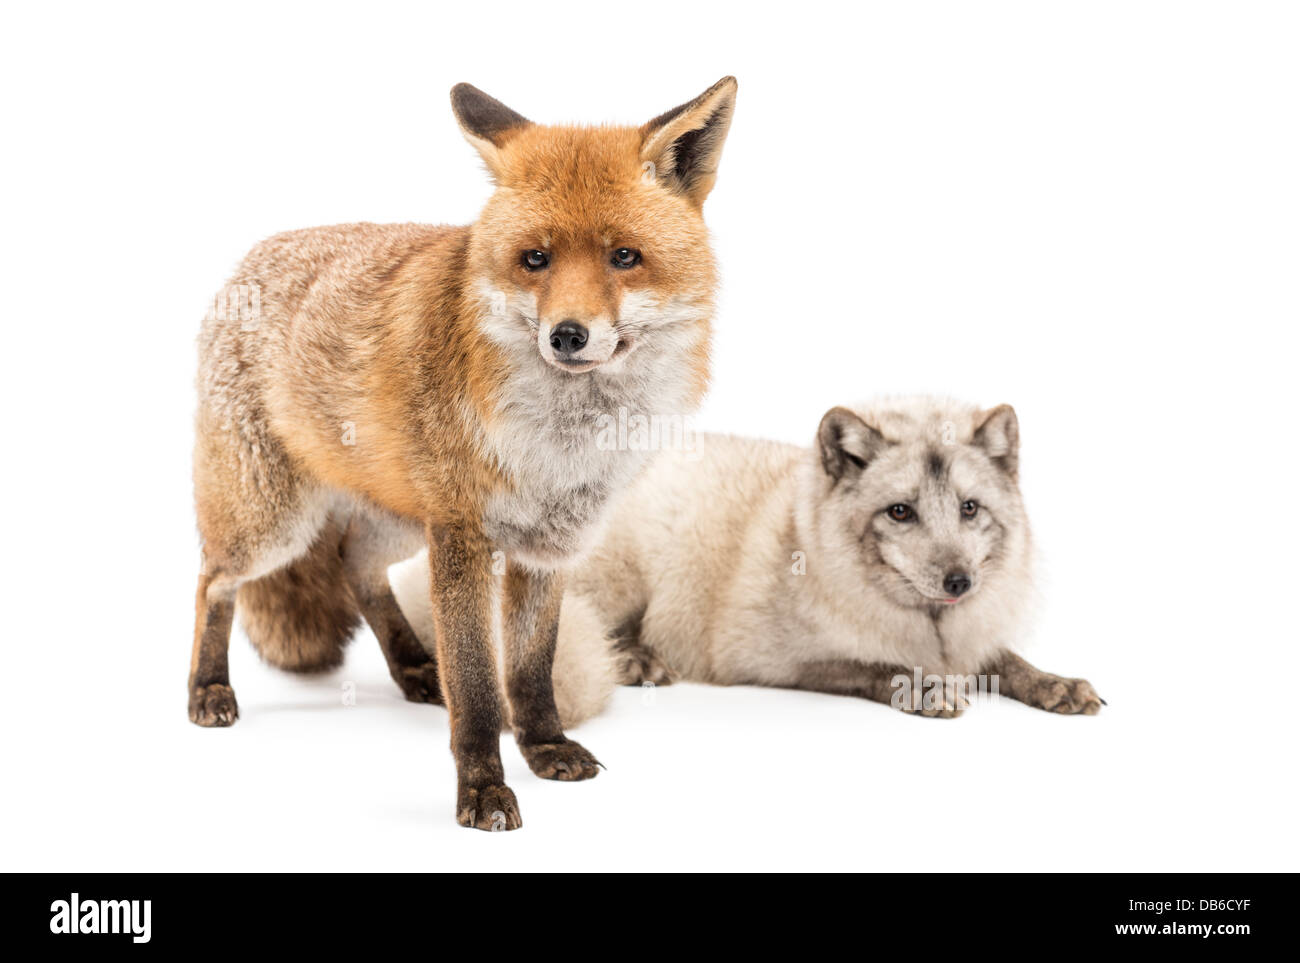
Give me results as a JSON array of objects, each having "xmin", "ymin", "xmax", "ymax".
[{"xmin": 190, "ymin": 78, "xmax": 738, "ymax": 831}]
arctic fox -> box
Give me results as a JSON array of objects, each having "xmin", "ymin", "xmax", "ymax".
[{"xmin": 393, "ymin": 397, "xmax": 1103, "ymax": 725}]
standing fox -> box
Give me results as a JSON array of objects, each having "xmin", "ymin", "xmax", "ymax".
[{"xmin": 191, "ymin": 78, "xmax": 737, "ymax": 830}]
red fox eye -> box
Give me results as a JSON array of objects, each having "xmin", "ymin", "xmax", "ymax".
[
  {"xmin": 522, "ymin": 250, "xmax": 549, "ymax": 271},
  {"xmin": 888, "ymin": 504, "xmax": 914, "ymax": 522},
  {"xmin": 961, "ymin": 500, "xmax": 979, "ymax": 518},
  {"xmin": 611, "ymin": 247, "xmax": 641, "ymax": 269}
]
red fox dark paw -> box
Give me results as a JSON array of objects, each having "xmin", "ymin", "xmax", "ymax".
[
  {"xmin": 520, "ymin": 740, "xmax": 602, "ymax": 781},
  {"xmin": 189, "ymin": 683, "xmax": 239, "ymax": 727},
  {"xmin": 392, "ymin": 662, "xmax": 443, "ymax": 704},
  {"xmin": 456, "ymin": 783, "xmax": 522, "ymax": 831}
]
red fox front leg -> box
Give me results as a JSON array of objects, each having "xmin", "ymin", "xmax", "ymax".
[
  {"xmin": 188, "ymin": 573, "xmax": 238, "ymax": 726},
  {"xmin": 341, "ymin": 510, "xmax": 442, "ymax": 704},
  {"xmin": 502, "ymin": 563, "xmax": 601, "ymax": 781},
  {"xmin": 427, "ymin": 521, "xmax": 520, "ymax": 831}
]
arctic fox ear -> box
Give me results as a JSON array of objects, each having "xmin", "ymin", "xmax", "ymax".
[
  {"xmin": 450, "ymin": 83, "xmax": 532, "ymax": 180},
  {"xmin": 818, "ymin": 407, "xmax": 886, "ymax": 482},
  {"xmin": 639, "ymin": 76, "xmax": 738, "ymax": 206},
  {"xmin": 974, "ymin": 405, "xmax": 1020, "ymax": 480}
]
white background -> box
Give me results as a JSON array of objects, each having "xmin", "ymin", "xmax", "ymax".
[{"xmin": 2, "ymin": 1, "xmax": 1297, "ymax": 871}]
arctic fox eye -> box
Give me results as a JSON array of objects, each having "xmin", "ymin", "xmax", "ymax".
[
  {"xmin": 611, "ymin": 248, "xmax": 641, "ymax": 269},
  {"xmin": 961, "ymin": 500, "xmax": 979, "ymax": 518},
  {"xmin": 888, "ymin": 504, "xmax": 915, "ymax": 522},
  {"xmin": 522, "ymin": 250, "xmax": 549, "ymax": 271}
]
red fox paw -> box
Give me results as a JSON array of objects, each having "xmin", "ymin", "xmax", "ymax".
[
  {"xmin": 189, "ymin": 683, "xmax": 239, "ymax": 727},
  {"xmin": 456, "ymin": 783, "xmax": 522, "ymax": 831},
  {"xmin": 393, "ymin": 662, "xmax": 443, "ymax": 704},
  {"xmin": 520, "ymin": 740, "xmax": 602, "ymax": 781}
]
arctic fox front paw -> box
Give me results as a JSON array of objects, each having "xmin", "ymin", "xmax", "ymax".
[
  {"xmin": 1027, "ymin": 675, "xmax": 1104, "ymax": 715},
  {"xmin": 898, "ymin": 676, "xmax": 967, "ymax": 718}
]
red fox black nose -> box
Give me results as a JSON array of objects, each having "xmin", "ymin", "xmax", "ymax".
[
  {"xmin": 550, "ymin": 321, "xmax": 588, "ymax": 355},
  {"xmin": 943, "ymin": 573, "xmax": 972, "ymax": 597}
]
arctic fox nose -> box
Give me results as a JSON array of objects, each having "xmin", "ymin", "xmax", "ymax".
[
  {"xmin": 549, "ymin": 321, "xmax": 589, "ymax": 355},
  {"xmin": 943, "ymin": 573, "xmax": 972, "ymax": 597}
]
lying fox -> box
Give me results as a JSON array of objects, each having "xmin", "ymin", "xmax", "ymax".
[
  {"xmin": 394, "ymin": 397, "xmax": 1103, "ymax": 724},
  {"xmin": 191, "ymin": 78, "xmax": 738, "ymax": 830}
]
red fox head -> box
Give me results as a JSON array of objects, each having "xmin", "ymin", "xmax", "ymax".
[{"xmin": 453, "ymin": 78, "xmax": 736, "ymax": 376}]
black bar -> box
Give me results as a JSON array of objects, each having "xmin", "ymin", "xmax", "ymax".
[{"xmin": 10, "ymin": 872, "xmax": 1288, "ymax": 947}]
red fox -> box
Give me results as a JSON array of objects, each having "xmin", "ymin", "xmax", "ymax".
[{"xmin": 191, "ymin": 78, "xmax": 738, "ymax": 830}]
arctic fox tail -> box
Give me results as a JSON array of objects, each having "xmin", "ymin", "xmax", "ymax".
[{"xmin": 388, "ymin": 556, "xmax": 618, "ymax": 729}]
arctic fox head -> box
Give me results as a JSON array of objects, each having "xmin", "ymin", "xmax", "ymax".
[
  {"xmin": 815, "ymin": 398, "xmax": 1030, "ymax": 611},
  {"xmin": 452, "ymin": 78, "xmax": 736, "ymax": 380}
]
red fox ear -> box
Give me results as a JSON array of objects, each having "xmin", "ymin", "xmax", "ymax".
[
  {"xmin": 640, "ymin": 76, "xmax": 738, "ymax": 206},
  {"xmin": 450, "ymin": 83, "xmax": 532, "ymax": 180},
  {"xmin": 974, "ymin": 405, "xmax": 1020, "ymax": 480},
  {"xmin": 818, "ymin": 407, "xmax": 886, "ymax": 482}
]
